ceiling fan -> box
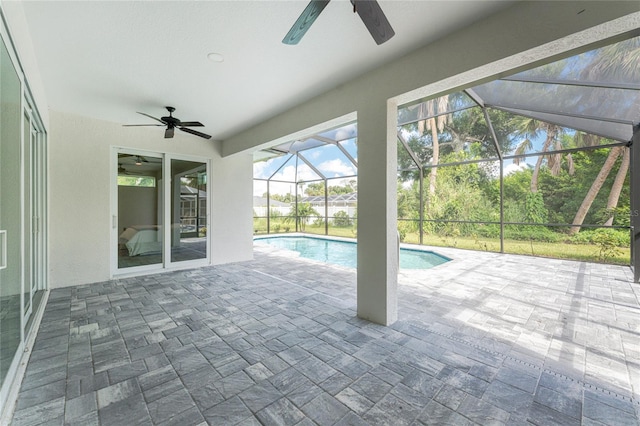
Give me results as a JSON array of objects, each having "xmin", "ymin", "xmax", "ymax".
[
  {"xmin": 283, "ymin": 0, "xmax": 395, "ymax": 46},
  {"xmin": 118, "ymin": 164, "xmax": 135, "ymax": 175},
  {"xmin": 124, "ymin": 106, "xmax": 212, "ymax": 140}
]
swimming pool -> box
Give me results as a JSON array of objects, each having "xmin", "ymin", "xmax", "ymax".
[{"xmin": 254, "ymin": 236, "xmax": 450, "ymax": 270}]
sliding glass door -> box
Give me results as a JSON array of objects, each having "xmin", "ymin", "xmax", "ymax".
[
  {"xmin": 27, "ymin": 111, "xmax": 46, "ymax": 333},
  {"xmin": 114, "ymin": 150, "xmax": 209, "ymax": 273},
  {"xmin": 116, "ymin": 152, "xmax": 164, "ymax": 270},
  {"xmin": 171, "ymin": 159, "xmax": 207, "ymax": 263},
  {"xmin": 0, "ymin": 33, "xmax": 22, "ymax": 397},
  {"xmin": 0, "ymin": 16, "xmax": 48, "ymax": 417}
]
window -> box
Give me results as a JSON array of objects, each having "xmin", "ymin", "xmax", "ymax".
[{"xmin": 117, "ymin": 175, "xmax": 156, "ymax": 187}]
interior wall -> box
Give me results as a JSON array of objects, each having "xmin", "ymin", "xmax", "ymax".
[
  {"xmin": 118, "ymin": 186, "xmax": 157, "ymax": 230},
  {"xmin": 49, "ymin": 110, "xmax": 252, "ymax": 288}
]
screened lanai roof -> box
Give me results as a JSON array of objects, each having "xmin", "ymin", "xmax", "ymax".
[
  {"xmin": 400, "ymin": 36, "xmax": 639, "ymax": 145},
  {"xmin": 254, "ymin": 36, "xmax": 639, "ymax": 174},
  {"xmin": 254, "ymin": 122, "xmax": 358, "ymax": 182},
  {"xmin": 302, "ymin": 193, "xmax": 358, "ymax": 204}
]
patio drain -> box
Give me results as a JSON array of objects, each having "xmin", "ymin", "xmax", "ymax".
[{"xmin": 407, "ymin": 320, "xmax": 639, "ymax": 407}]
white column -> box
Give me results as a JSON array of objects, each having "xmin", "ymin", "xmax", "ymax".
[{"xmin": 356, "ymin": 100, "xmax": 398, "ymax": 325}]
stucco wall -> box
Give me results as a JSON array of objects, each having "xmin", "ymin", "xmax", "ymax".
[{"xmin": 48, "ymin": 110, "xmax": 252, "ymax": 288}]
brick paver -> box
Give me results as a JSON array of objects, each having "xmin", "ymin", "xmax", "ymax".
[{"xmin": 10, "ymin": 243, "xmax": 640, "ymax": 425}]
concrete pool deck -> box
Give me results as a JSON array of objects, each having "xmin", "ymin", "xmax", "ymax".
[{"xmin": 9, "ymin": 244, "xmax": 640, "ymax": 425}]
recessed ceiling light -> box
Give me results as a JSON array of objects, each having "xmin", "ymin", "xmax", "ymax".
[{"xmin": 207, "ymin": 52, "xmax": 224, "ymax": 63}]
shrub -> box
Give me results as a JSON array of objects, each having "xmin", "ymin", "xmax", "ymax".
[
  {"xmin": 475, "ymin": 224, "xmax": 500, "ymax": 239},
  {"xmin": 269, "ymin": 208, "xmax": 282, "ymax": 219},
  {"xmin": 589, "ymin": 228, "xmax": 624, "ymax": 262},
  {"xmin": 397, "ymin": 221, "xmax": 415, "ymax": 242},
  {"xmin": 571, "ymin": 228, "xmax": 629, "ymax": 247},
  {"xmin": 332, "ymin": 211, "xmax": 352, "ymax": 227},
  {"xmin": 504, "ymin": 226, "xmax": 562, "ymax": 243}
]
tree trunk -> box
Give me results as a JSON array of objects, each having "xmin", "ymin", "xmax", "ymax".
[
  {"xmin": 428, "ymin": 118, "xmax": 439, "ymax": 195},
  {"xmin": 530, "ymin": 154, "xmax": 545, "ymax": 193},
  {"xmin": 604, "ymin": 146, "xmax": 629, "ymax": 226},
  {"xmin": 570, "ymin": 147, "xmax": 621, "ymax": 234},
  {"xmin": 530, "ymin": 128, "xmax": 556, "ymax": 193}
]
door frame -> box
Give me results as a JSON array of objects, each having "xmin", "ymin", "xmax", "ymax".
[
  {"xmin": 166, "ymin": 157, "xmax": 210, "ymax": 270},
  {"xmin": 110, "ymin": 147, "xmax": 211, "ymax": 277},
  {"xmin": 0, "ymin": 18, "xmax": 48, "ymax": 415}
]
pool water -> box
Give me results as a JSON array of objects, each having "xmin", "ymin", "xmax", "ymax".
[{"xmin": 255, "ymin": 236, "xmax": 450, "ymax": 270}]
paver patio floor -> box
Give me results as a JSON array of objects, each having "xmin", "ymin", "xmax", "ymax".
[{"xmin": 10, "ymin": 244, "xmax": 640, "ymax": 425}]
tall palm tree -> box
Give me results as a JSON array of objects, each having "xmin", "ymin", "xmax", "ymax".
[
  {"xmin": 569, "ymin": 36, "xmax": 639, "ymax": 233},
  {"xmin": 511, "ymin": 117, "xmax": 565, "ymax": 193},
  {"xmin": 570, "ymin": 146, "xmax": 624, "ymax": 234},
  {"xmin": 603, "ymin": 147, "xmax": 630, "ymax": 226},
  {"xmin": 417, "ymin": 96, "xmax": 451, "ymax": 195}
]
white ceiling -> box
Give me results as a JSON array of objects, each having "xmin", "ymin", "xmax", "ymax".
[{"xmin": 20, "ymin": 0, "xmax": 514, "ymax": 141}]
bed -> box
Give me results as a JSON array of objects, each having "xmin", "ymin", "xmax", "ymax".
[{"xmin": 119, "ymin": 226, "xmax": 162, "ymax": 256}]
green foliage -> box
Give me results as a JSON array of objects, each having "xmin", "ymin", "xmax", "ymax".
[
  {"xmin": 304, "ymin": 180, "xmax": 357, "ymax": 196},
  {"xmin": 590, "ymin": 228, "xmax": 624, "ymax": 262},
  {"xmin": 398, "ymin": 220, "xmax": 419, "ymax": 242},
  {"xmin": 117, "ymin": 175, "xmax": 156, "ymax": 187},
  {"xmin": 398, "ymin": 181, "xmax": 420, "ymax": 220},
  {"xmin": 570, "ymin": 228, "xmax": 629, "ymax": 247},
  {"xmin": 525, "ymin": 192, "xmax": 548, "ymax": 223},
  {"xmin": 332, "ymin": 211, "xmax": 352, "ymax": 227},
  {"xmin": 266, "ymin": 192, "xmax": 295, "ymax": 203},
  {"xmin": 504, "ymin": 226, "xmax": 562, "ymax": 243},
  {"xmin": 269, "ymin": 208, "xmax": 282, "ymax": 219},
  {"xmin": 595, "ymin": 206, "xmax": 631, "ymax": 228},
  {"xmin": 284, "ymin": 202, "xmax": 320, "ymax": 231}
]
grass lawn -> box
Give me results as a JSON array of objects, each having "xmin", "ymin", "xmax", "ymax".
[
  {"xmin": 413, "ymin": 233, "xmax": 629, "ymax": 265},
  {"xmin": 253, "ymin": 220, "xmax": 630, "ymax": 265}
]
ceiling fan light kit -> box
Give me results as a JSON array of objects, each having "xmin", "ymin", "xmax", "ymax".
[
  {"xmin": 283, "ymin": 0, "xmax": 395, "ymax": 46},
  {"xmin": 123, "ymin": 106, "xmax": 212, "ymax": 140}
]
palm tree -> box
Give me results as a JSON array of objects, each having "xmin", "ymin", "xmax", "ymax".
[
  {"xmin": 417, "ymin": 95, "xmax": 451, "ymax": 195},
  {"xmin": 570, "ymin": 146, "xmax": 624, "ymax": 234},
  {"xmin": 511, "ymin": 116, "xmax": 565, "ymax": 193},
  {"xmin": 603, "ymin": 147, "xmax": 630, "ymax": 226},
  {"xmin": 285, "ymin": 202, "xmax": 320, "ymax": 232},
  {"xmin": 569, "ymin": 36, "xmax": 639, "ymax": 234}
]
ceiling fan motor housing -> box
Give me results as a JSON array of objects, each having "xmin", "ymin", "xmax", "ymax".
[
  {"xmin": 161, "ymin": 116, "xmax": 180, "ymax": 127},
  {"xmin": 162, "ymin": 106, "xmax": 179, "ymax": 127}
]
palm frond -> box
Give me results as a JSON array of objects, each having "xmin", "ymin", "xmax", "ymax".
[{"xmin": 514, "ymin": 139, "xmax": 533, "ymax": 156}]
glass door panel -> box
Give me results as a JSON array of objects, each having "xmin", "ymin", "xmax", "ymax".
[
  {"xmin": 26, "ymin": 115, "xmax": 44, "ymax": 334},
  {"xmin": 117, "ymin": 153, "xmax": 163, "ymax": 269},
  {"xmin": 170, "ymin": 159, "xmax": 207, "ymax": 263},
  {"xmin": 0, "ymin": 36, "xmax": 23, "ymax": 389},
  {"xmin": 22, "ymin": 111, "xmax": 32, "ymax": 325}
]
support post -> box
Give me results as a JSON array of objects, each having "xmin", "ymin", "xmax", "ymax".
[
  {"xmin": 356, "ymin": 100, "xmax": 398, "ymax": 325},
  {"xmin": 324, "ymin": 179, "xmax": 329, "ymax": 235},
  {"xmin": 267, "ymin": 180, "xmax": 271, "ymax": 234},
  {"xmin": 419, "ymin": 168, "xmax": 424, "ymax": 245},
  {"xmin": 631, "ymin": 124, "xmax": 640, "ymax": 282}
]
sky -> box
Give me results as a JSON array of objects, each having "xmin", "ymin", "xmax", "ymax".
[{"xmin": 253, "ymin": 138, "xmax": 358, "ymax": 196}]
